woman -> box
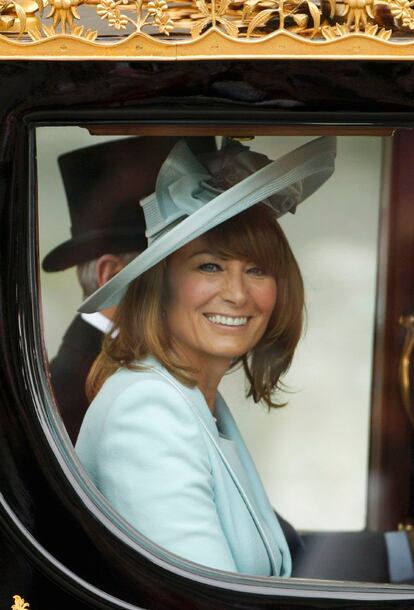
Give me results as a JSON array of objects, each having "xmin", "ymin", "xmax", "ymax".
[{"xmin": 76, "ymin": 136, "xmax": 336, "ymax": 576}]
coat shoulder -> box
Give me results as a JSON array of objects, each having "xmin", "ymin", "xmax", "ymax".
[{"xmin": 76, "ymin": 364, "xmax": 206, "ymax": 452}]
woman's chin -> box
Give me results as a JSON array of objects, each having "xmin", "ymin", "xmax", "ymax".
[{"xmin": 202, "ymin": 343, "xmax": 249, "ymax": 362}]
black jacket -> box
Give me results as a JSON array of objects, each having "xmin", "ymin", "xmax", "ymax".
[{"xmin": 49, "ymin": 315, "xmax": 103, "ymax": 444}]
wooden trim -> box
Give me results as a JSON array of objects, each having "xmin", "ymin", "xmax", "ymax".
[
  {"xmin": 368, "ymin": 131, "xmax": 414, "ymax": 531},
  {"xmin": 87, "ymin": 125, "xmax": 395, "ymax": 137}
]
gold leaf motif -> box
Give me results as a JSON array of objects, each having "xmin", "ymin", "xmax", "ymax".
[
  {"xmin": 321, "ymin": 21, "xmax": 351, "ymax": 36},
  {"xmin": 378, "ymin": 25, "xmax": 392, "ymax": 36},
  {"xmin": 242, "ymin": 0, "xmax": 262, "ymax": 19},
  {"xmin": 326, "ymin": 0, "xmax": 336, "ymax": 18},
  {"xmin": 246, "ymin": 7, "xmax": 276, "ymax": 35},
  {"xmin": 27, "ymin": 21, "xmax": 42, "ymax": 36},
  {"xmin": 191, "ymin": 13, "xmax": 210, "ymax": 35},
  {"xmin": 304, "ymin": 0, "xmax": 320, "ymax": 35},
  {"xmin": 0, "ymin": 14, "xmax": 14, "ymax": 28},
  {"xmin": 195, "ymin": 0, "xmax": 210, "ymax": 16},
  {"xmin": 71, "ymin": 22, "xmax": 98, "ymax": 36},
  {"xmin": 321, "ymin": 23, "xmax": 336, "ymax": 36},
  {"xmin": 364, "ymin": 21, "xmax": 377, "ymax": 31},
  {"xmin": 84, "ymin": 26, "xmax": 97, "ymax": 37},
  {"xmin": 335, "ymin": 3, "xmax": 347, "ymax": 16},
  {"xmin": 292, "ymin": 11, "xmax": 308, "ymax": 25},
  {"xmin": 11, "ymin": 596, "xmax": 29, "ymax": 610},
  {"xmin": 0, "ymin": 0, "xmax": 39, "ymax": 36},
  {"xmin": 365, "ymin": 20, "xmax": 392, "ymax": 35},
  {"xmin": 217, "ymin": 0, "xmax": 230, "ymax": 16},
  {"xmin": 42, "ymin": 21, "xmax": 55, "ymax": 33},
  {"xmin": 11, "ymin": 0, "xmax": 26, "ymax": 35},
  {"xmin": 335, "ymin": 21, "xmax": 350, "ymax": 33},
  {"xmin": 218, "ymin": 14, "xmax": 238, "ymax": 34}
]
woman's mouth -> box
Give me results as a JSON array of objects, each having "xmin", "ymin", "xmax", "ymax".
[{"xmin": 204, "ymin": 314, "xmax": 249, "ymax": 327}]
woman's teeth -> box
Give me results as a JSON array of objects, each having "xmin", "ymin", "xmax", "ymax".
[{"xmin": 205, "ymin": 314, "xmax": 248, "ymax": 327}]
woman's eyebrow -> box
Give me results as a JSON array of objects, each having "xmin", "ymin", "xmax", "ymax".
[{"xmin": 190, "ymin": 250, "xmax": 215, "ymax": 258}]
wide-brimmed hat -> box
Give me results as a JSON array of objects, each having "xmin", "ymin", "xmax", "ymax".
[
  {"xmin": 80, "ymin": 136, "xmax": 336, "ymax": 313},
  {"xmin": 42, "ymin": 136, "xmax": 216, "ymax": 272}
]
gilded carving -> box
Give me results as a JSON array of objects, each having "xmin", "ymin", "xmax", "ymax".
[
  {"xmin": 0, "ymin": 0, "xmax": 42, "ymax": 36},
  {"xmin": 2, "ymin": 0, "xmax": 414, "ymax": 59},
  {"xmin": 243, "ymin": 0, "xmax": 321, "ymax": 36}
]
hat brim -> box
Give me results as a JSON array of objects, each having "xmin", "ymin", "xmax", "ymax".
[
  {"xmin": 42, "ymin": 231, "xmax": 148, "ymax": 272},
  {"xmin": 79, "ymin": 137, "xmax": 336, "ymax": 313}
]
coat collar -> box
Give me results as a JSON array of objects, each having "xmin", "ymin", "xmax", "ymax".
[{"xmin": 141, "ymin": 355, "xmax": 220, "ymax": 438}]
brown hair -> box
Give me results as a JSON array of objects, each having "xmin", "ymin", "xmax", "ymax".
[{"xmin": 87, "ymin": 204, "xmax": 304, "ymax": 408}]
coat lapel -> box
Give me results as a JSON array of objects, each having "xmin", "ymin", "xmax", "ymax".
[
  {"xmin": 143, "ymin": 357, "xmax": 288, "ymax": 576},
  {"xmin": 215, "ymin": 393, "xmax": 292, "ymax": 577}
]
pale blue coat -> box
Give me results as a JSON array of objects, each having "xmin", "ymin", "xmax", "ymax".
[{"xmin": 76, "ymin": 357, "xmax": 291, "ymax": 576}]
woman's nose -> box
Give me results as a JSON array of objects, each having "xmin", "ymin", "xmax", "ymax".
[{"xmin": 221, "ymin": 269, "xmax": 248, "ymax": 306}]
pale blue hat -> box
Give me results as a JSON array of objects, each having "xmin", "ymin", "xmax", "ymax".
[{"xmin": 80, "ymin": 136, "xmax": 336, "ymax": 313}]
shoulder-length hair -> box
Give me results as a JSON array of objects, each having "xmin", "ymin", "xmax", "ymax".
[{"xmin": 87, "ymin": 204, "xmax": 304, "ymax": 408}]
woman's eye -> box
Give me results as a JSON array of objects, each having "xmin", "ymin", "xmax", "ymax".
[
  {"xmin": 198, "ymin": 262, "xmax": 222, "ymax": 272},
  {"xmin": 247, "ymin": 265, "xmax": 266, "ymax": 276}
]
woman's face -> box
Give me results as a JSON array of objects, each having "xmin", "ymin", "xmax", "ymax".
[{"xmin": 166, "ymin": 236, "xmax": 277, "ymax": 370}]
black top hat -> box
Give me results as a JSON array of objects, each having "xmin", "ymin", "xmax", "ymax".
[{"xmin": 42, "ymin": 136, "xmax": 216, "ymax": 272}]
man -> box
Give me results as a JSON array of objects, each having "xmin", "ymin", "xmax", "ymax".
[{"xmin": 43, "ymin": 136, "xmax": 216, "ymax": 443}]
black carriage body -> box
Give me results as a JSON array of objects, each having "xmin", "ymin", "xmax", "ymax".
[{"xmin": 1, "ymin": 60, "xmax": 414, "ymax": 609}]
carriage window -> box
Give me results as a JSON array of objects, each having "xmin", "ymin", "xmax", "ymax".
[{"xmin": 37, "ymin": 126, "xmax": 406, "ymax": 583}]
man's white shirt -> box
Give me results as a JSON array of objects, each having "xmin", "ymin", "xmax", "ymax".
[{"xmin": 81, "ymin": 312, "xmax": 118, "ymax": 337}]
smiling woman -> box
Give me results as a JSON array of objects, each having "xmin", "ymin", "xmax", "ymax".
[
  {"xmin": 75, "ymin": 136, "xmax": 336, "ymax": 576},
  {"xmin": 165, "ymin": 229, "xmax": 280, "ymax": 411}
]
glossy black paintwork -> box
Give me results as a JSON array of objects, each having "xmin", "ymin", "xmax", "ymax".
[{"xmin": 2, "ymin": 61, "xmax": 414, "ymax": 609}]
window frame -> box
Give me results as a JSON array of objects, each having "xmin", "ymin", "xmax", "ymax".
[{"xmin": 1, "ymin": 61, "xmax": 414, "ymax": 607}]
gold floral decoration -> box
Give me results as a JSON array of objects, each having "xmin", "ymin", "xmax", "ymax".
[
  {"xmin": 11, "ymin": 596, "xmax": 29, "ymax": 610},
  {"xmin": 377, "ymin": 0, "xmax": 414, "ymax": 29},
  {"xmin": 389, "ymin": 0, "xmax": 414, "ymax": 25},
  {"xmin": 96, "ymin": 0, "xmax": 173, "ymax": 33},
  {"xmin": 191, "ymin": 0, "xmax": 238, "ymax": 37},
  {"xmin": 342, "ymin": 0, "xmax": 374, "ymax": 30},
  {"xmin": 147, "ymin": 0, "xmax": 174, "ymax": 34},
  {"xmin": 46, "ymin": 0, "xmax": 81, "ymax": 31},
  {"xmin": 96, "ymin": 0, "xmax": 129, "ymax": 29}
]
